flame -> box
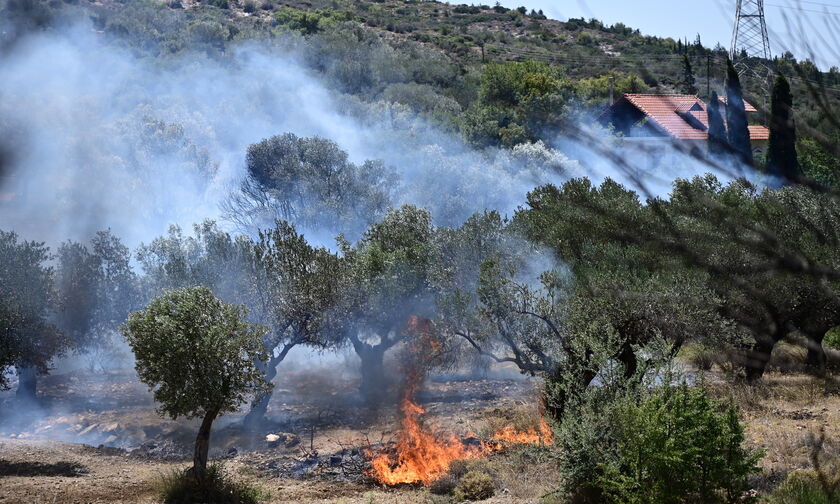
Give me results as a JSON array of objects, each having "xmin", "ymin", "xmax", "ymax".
[
  {"xmin": 366, "ymin": 316, "xmax": 554, "ymax": 486},
  {"xmin": 490, "ymin": 418, "xmax": 554, "ymax": 446},
  {"xmin": 368, "ymin": 396, "xmax": 486, "ymax": 485}
]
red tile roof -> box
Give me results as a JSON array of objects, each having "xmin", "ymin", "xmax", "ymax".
[
  {"xmin": 748, "ymin": 125, "xmax": 770, "ymax": 140},
  {"xmin": 617, "ymin": 94, "xmax": 768, "ymax": 141}
]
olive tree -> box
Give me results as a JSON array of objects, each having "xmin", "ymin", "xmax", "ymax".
[
  {"xmin": 241, "ymin": 221, "xmax": 345, "ymax": 426},
  {"xmin": 224, "ymin": 133, "xmax": 396, "ymax": 236},
  {"xmin": 0, "ymin": 230, "xmax": 66, "ymax": 397},
  {"xmin": 122, "ymin": 287, "xmax": 270, "ymax": 476},
  {"xmin": 55, "ymin": 230, "xmax": 138, "ymax": 370},
  {"xmin": 338, "ymin": 205, "xmax": 437, "ymax": 405}
]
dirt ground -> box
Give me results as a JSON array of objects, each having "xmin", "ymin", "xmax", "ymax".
[{"xmin": 0, "ymin": 360, "xmax": 838, "ymax": 504}]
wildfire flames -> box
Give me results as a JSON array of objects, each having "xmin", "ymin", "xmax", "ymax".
[
  {"xmin": 490, "ymin": 418, "xmax": 554, "ymax": 446},
  {"xmin": 366, "ymin": 317, "xmax": 553, "ymax": 486}
]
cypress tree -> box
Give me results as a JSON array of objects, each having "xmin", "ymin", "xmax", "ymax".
[
  {"xmin": 725, "ymin": 58, "xmax": 753, "ymax": 165},
  {"xmin": 766, "ymin": 73, "xmax": 801, "ymax": 182},
  {"xmin": 707, "ymin": 91, "xmax": 727, "ymax": 156},
  {"xmin": 682, "ymin": 55, "xmax": 697, "ymax": 95}
]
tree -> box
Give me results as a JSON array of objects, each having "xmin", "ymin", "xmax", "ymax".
[
  {"xmin": 55, "ymin": 231, "xmax": 139, "ymax": 371},
  {"xmin": 241, "ymin": 221, "xmax": 345, "ymax": 426},
  {"xmin": 0, "ymin": 231, "xmax": 67, "ymax": 398},
  {"xmin": 122, "ymin": 287, "xmax": 270, "ymax": 477},
  {"xmin": 682, "ymin": 55, "xmax": 697, "ymax": 95},
  {"xmin": 725, "ymin": 59, "xmax": 753, "ymax": 166},
  {"xmin": 339, "ymin": 205, "xmax": 437, "ymax": 405},
  {"xmin": 707, "ymin": 91, "xmax": 727, "ymax": 156},
  {"xmin": 223, "ymin": 133, "xmax": 396, "ymax": 236},
  {"xmin": 766, "ymin": 73, "xmax": 801, "ymax": 183}
]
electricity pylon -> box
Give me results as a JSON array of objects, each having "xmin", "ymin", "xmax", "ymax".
[
  {"xmin": 731, "ymin": 0, "xmax": 773, "ymax": 120},
  {"xmin": 731, "ymin": 0, "xmax": 772, "ymax": 64}
]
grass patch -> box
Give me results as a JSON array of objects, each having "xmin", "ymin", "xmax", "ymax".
[{"xmin": 154, "ymin": 463, "xmax": 268, "ymax": 504}]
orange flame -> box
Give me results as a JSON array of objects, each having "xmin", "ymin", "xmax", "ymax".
[
  {"xmin": 366, "ymin": 316, "xmax": 554, "ymax": 486},
  {"xmin": 490, "ymin": 418, "xmax": 554, "ymax": 446},
  {"xmin": 368, "ymin": 396, "xmax": 486, "ymax": 485}
]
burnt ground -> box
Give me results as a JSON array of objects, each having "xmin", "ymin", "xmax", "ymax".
[
  {"xmin": 0, "ymin": 360, "xmax": 561, "ymax": 503},
  {"xmin": 0, "ymin": 359, "xmax": 839, "ymax": 503}
]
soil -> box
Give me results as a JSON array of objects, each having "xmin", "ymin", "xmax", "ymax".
[{"xmin": 0, "ymin": 362, "xmax": 838, "ymax": 503}]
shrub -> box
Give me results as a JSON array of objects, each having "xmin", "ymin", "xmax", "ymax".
[
  {"xmin": 823, "ymin": 328, "xmax": 840, "ymax": 350},
  {"xmin": 771, "ymin": 469, "xmax": 838, "ymax": 504},
  {"xmin": 155, "ymin": 463, "xmax": 268, "ymax": 504},
  {"xmin": 596, "ymin": 384, "xmax": 762, "ymax": 504},
  {"xmin": 679, "ymin": 342, "xmax": 719, "ymax": 371},
  {"xmin": 429, "ymin": 474, "xmax": 458, "ymax": 495},
  {"xmin": 454, "ymin": 470, "xmax": 495, "ymax": 501}
]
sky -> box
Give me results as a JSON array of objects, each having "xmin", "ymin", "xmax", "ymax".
[{"xmin": 488, "ymin": 0, "xmax": 840, "ymax": 69}]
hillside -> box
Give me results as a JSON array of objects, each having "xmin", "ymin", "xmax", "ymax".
[{"xmin": 5, "ymin": 0, "xmax": 839, "ymax": 145}]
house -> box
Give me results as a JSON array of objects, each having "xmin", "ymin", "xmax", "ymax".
[{"xmin": 598, "ymin": 94, "xmax": 769, "ymax": 167}]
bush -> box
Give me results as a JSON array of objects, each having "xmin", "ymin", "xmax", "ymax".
[
  {"xmin": 771, "ymin": 469, "xmax": 838, "ymax": 504},
  {"xmin": 155, "ymin": 464, "xmax": 268, "ymax": 504},
  {"xmin": 596, "ymin": 384, "xmax": 762, "ymax": 504},
  {"xmin": 679, "ymin": 342, "xmax": 719, "ymax": 371},
  {"xmin": 429, "ymin": 474, "xmax": 458, "ymax": 495},
  {"xmin": 454, "ymin": 470, "xmax": 495, "ymax": 501},
  {"xmin": 823, "ymin": 328, "xmax": 840, "ymax": 350}
]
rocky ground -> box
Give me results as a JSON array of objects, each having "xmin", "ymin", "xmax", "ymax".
[{"xmin": 0, "ymin": 360, "xmax": 838, "ymax": 503}]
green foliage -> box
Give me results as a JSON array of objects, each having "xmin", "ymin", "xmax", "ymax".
[
  {"xmin": 576, "ymin": 72, "xmax": 648, "ymax": 105},
  {"xmin": 824, "ymin": 328, "xmax": 840, "ymax": 350},
  {"xmin": 770, "ymin": 470, "xmax": 839, "ymax": 504},
  {"xmin": 273, "ymin": 7, "xmax": 353, "ymax": 35},
  {"xmin": 122, "ymin": 286, "xmax": 270, "ymax": 420},
  {"xmin": 55, "ymin": 231, "xmax": 138, "ymax": 357},
  {"xmin": 464, "ymin": 60, "xmax": 575, "ymax": 147},
  {"xmin": 798, "ymin": 135, "xmax": 840, "ymax": 189},
  {"xmin": 155, "ymin": 463, "xmax": 268, "ymax": 504},
  {"xmin": 0, "ymin": 230, "xmax": 66, "ymax": 389},
  {"xmin": 453, "ymin": 470, "xmax": 495, "ymax": 501},
  {"xmin": 227, "ymin": 133, "xmax": 396, "ymax": 235},
  {"xmin": 682, "ymin": 54, "xmax": 697, "ymax": 94},
  {"xmin": 596, "ymin": 384, "xmax": 762, "ymax": 504}
]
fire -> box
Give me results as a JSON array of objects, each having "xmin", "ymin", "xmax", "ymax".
[
  {"xmin": 365, "ymin": 316, "xmax": 554, "ymax": 486},
  {"xmin": 490, "ymin": 418, "xmax": 554, "ymax": 446},
  {"xmin": 368, "ymin": 397, "xmax": 486, "ymax": 485}
]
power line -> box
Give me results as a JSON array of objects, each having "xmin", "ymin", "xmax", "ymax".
[{"xmin": 765, "ymin": 3, "xmax": 840, "ymax": 14}]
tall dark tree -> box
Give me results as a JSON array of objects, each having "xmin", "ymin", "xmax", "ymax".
[
  {"xmin": 725, "ymin": 59, "xmax": 753, "ymax": 166},
  {"xmin": 766, "ymin": 73, "xmax": 801, "ymax": 182},
  {"xmin": 707, "ymin": 91, "xmax": 727, "ymax": 156},
  {"xmin": 682, "ymin": 55, "xmax": 697, "ymax": 95}
]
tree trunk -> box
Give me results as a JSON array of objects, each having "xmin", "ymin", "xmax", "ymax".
[
  {"xmin": 15, "ymin": 366, "xmax": 37, "ymax": 401},
  {"xmin": 744, "ymin": 336, "xmax": 776, "ymax": 383},
  {"xmin": 804, "ymin": 331, "xmax": 827, "ymax": 375},
  {"xmin": 544, "ymin": 367, "xmax": 597, "ymax": 421},
  {"xmin": 358, "ymin": 345, "xmax": 386, "ymax": 406},
  {"xmin": 243, "ymin": 343, "xmax": 294, "ymax": 429},
  {"xmin": 617, "ymin": 343, "xmax": 638, "ymax": 379},
  {"xmin": 192, "ymin": 409, "xmax": 219, "ymax": 477}
]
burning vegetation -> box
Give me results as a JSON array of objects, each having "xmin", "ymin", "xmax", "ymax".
[{"xmin": 366, "ymin": 317, "xmax": 553, "ymax": 486}]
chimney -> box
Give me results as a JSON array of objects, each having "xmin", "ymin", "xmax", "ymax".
[{"xmin": 609, "ymin": 75, "xmax": 615, "ymax": 106}]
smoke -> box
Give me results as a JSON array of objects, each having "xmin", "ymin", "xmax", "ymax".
[
  {"xmin": 0, "ymin": 13, "xmax": 754, "ymax": 445},
  {"xmin": 0, "ymin": 16, "xmax": 703, "ymax": 251}
]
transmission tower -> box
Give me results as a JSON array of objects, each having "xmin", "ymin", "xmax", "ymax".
[
  {"xmin": 730, "ymin": 0, "xmax": 773, "ymax": 119},
  {"xmin": 730, "ymin": 0, "xmax": 771, "ymax": 69}
]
